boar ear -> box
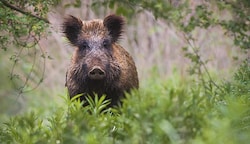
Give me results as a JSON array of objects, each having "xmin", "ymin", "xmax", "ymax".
[
  {"xmin": 103, "ymin": 14, "xmax": 124, "ymax": 42},
  {"xmin": 63, "ymin": 15, "xmax": 83, "ymax": 46}
]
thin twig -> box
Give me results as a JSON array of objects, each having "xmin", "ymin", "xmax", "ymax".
[
  {"xmin": 0, "ymin": 0, "xmax": 50, "ymax": 24},
  {"xmin": 183, "ymin": 33, "xmax": 224, "ymax": 92},
  {"xmin": 22, "ymin": 35, "xmax": 46, "ymax": 93}
]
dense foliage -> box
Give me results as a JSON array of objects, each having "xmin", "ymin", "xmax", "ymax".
[{"xmin": 0, "ymin": 60, "xmax": 249, "ymax": 143}]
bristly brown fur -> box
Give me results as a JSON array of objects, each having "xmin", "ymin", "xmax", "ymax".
[
  {"xmin": 80, "ymin": 20, "xmax": 108, "ymax": 40},
  {"xmin": 63, "ymin": 14, "xmax": 138, "ymax": 108}
]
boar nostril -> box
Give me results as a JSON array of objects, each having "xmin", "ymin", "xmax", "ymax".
[{"xmin": 88, "ymin": 66, "xmax": 106, "ymax": 80}]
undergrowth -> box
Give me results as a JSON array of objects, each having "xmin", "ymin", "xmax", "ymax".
[{"xmin": 0, "ymin": 59, "xmax": 249, "ymax": 144}]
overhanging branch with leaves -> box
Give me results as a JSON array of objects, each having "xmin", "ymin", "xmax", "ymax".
[{"xmin": 0, "ymin": 0, "xmax": 50, "ymax": 23}]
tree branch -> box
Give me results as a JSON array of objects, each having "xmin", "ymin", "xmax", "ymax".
[{"xmin": 0, "ymin": 0, "xmax": 50, "ymax": 24}]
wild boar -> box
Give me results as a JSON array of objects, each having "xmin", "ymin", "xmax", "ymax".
[{"xmin": 63, "ymin": 14, "xmax": 139, "ymax": 107}]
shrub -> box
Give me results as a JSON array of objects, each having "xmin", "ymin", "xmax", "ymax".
[{"xmin": 1, "ymin": 62, "xmax": 248, "ymax": 144}]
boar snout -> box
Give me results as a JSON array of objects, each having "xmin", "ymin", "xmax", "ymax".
[{"xmin": 88, "ymin": 66, "xmax": 106, "ymax": 80}]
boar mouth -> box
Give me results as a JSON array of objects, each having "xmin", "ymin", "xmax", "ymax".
[{"xmin": 88, "ymin": 66, "xmax": 106, "ymax": 80}]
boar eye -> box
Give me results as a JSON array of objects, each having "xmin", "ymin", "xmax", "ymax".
[
  {"xmin": 80, "ymin": 41, "xmax": 89, "ymax": 49},
  {"xmin": 103, "ymin": 39, "xmax": 110, "ymax": 48}
]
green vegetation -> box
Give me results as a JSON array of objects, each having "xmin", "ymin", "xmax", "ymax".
[
  {"xmin": 0, "ymin": 61, "xmax": 249, "ymax": 143},
  {"xmin": 0, "ymin": 0, "xmax": 249, "ymax": 143}
]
